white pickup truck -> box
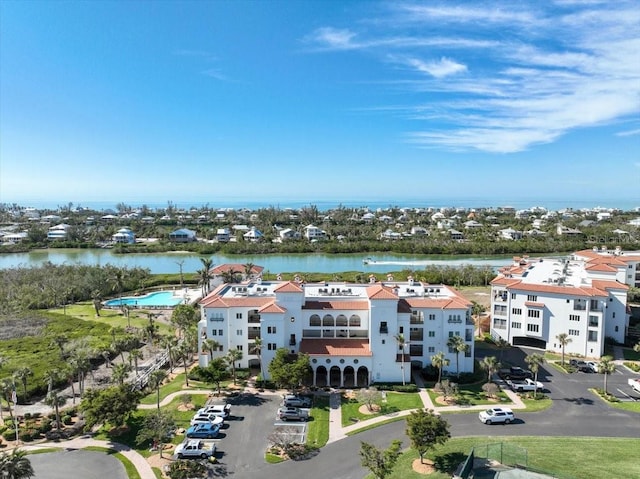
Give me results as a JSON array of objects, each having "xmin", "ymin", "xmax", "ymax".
[
  {"xmin": 507, "ymin": 378, "xmax": 544, "ymax": 392},
  {"xmin": 174, "ymin": 439, "xmax": 216, "ymax": 459},
  {"xmin": 628, "ymin": 378, "xmax": 640, "ymax": 393}
]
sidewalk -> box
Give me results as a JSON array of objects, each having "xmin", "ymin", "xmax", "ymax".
[{"xmin": 326, "ymin": 372, "xmax": 526, "ymax": 444}]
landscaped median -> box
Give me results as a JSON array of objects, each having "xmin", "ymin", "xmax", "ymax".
[{"xmin": 342, "ymin": 390, "xmax": 424, "ymax": 427}]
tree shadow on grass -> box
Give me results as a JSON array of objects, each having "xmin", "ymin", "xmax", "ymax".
[{"xmin": 434, "ymin": 451, "xmax": 467, "ymax": 474}]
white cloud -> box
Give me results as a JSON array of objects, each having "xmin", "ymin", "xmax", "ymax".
[
  {"xmin": 405, "ymin": 57, "xmax": 467, "ymax": 78},
  {"xmin": 305, "ymin": 27, "xmax": 358, "ymax": 50},
  {"xmin": 617, "ymin": 129, "xmax": 640, "ymax": 137}
]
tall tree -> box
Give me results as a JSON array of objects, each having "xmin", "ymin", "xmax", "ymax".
[
  {"xmin": 394, "ymin": 333, "xmax": 409, "ymax": 386},
  {"xmin": 13, "ymin": 367, "xmax": 33, "ymax": 403},
  {"xmin": 148, "ymin": 369, "xmax": 168, "ymax": 410},
  {"xmin": 129, "ymin": 348, "xmax": 143, "ymax": 376},
  {"xmin": 199, "ymin": 257, "xmax": 214, "ymax": 295},
  {"xmin": 243, "ymin": 262, "xmax": 256, "ymax": 279},
  {"xmin": 268, "ymin": 348, "xmax": 312, "ymax": 391},
  {"xmin": 176, "ymin": 342, "xmax": 193, "ymax": 388},
  {"xmin": 200, "ymin": 358, "xmax": 230, "ymax": 396},
  {"xmin": 556, "ymin": 333, "xmax": 572, "ymax": 366},
  {"xmin": 226, "ymin": 349, "xmax": 243, "ymax": 385},
  {"xmin": 0, "ymin": 449, "xmax": 34, "ymax": 479},
  {"xmin": 431, "ymin": 352, "xmax": 450, "ymax": 385},
  {"xmin": 136, "ymin": 409, "xmax": 176, "ymax": 459},
  {"xmin": 108, "ymin": 268, "xmax": 127, "ymax": 307},
  {"xmin": 44, "ymin": 391, "xmax": 66, "ymax": 430},
  {"xmin": 446, "ymin": 335, "xmax": 468, "ymax": 376},
  {"xmin": 160, "ymin": 335, "xmax": 178, "ymax": 372},
  {"xmin": 495, "ymin": 337, "xmax": 510, "ymax": 361},
  {"xmin": 359, "ymin": 440, "xmax": 402, "ymax": 479},
  {"xmin": 597, "ymin": 356, "xmax": 616, "ymax": 395},
  {"xmin": 111, "ymin": 363, "xmax": 132, "ymax": 386},
  {"xmin": 80, "ymin": 385, "xmax": 141, "ymax": 430},
  {"xmin": 525, "ymin": 353, "xmax": 545, "ymax": 396},
  {"xmin": 480, "ymin": 356, "xmax": 500, "ymax": 384},
  {"xmin": 406, "ymin": 408, "xmax": 450, "ymax": 464},
  {"xmin": 171, "ymin": 305, "xmax": 198, "ymax": 339},
  {"xmin": 202, "ymin": 338, "xmax": 221, "ymax": 362}
]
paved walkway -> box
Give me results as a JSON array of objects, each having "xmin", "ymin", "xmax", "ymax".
[{"xmin": 327, "ymin": 372, "xmax": 525, "ymax": 444}]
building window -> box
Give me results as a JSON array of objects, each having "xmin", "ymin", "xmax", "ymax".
[
  {"xmin": 236, "ymin": 345, "xmax": 243, "ymax": 351},
  {"xmin": 493, "ymin": 318, "xmax": 507, "ymax": 329},
  {"xmin": 380, "ymin": 321, "xmax": 388, "ymax": 334},
  {"xmin": 613, "ymin": 312, "xmax": 616, "ymax": 318},
  {"xmin": 323, "ymin": 314, "xmax": 335, "ymax": 327},
  {"xmin": 527, "ymin": 310, "xmax": 540, "ymax": 318},
  {"xmin": 428, "ymin": 346, "xmax": 435, "ymax": 353},
  {"xmin": 218, "ymin": 329, "xmax": 223, "ymax": 336},
  {"xmin": 267, "ymin": 326, "xmax": 277, "ymax": 334},
  {"xmin": 511, "ymin": 293, "xmax": 516, "ymax": 299},
  {"xmin": 336, "ymin": 314, "xmax": 347, "ymax": 327},
  {"xmin": 428, "ymin": 331, "xmax": 435, "ymax": 338},
  {"xmin": 527, "ymin": 295, "xmax": 537, "ymax": 301},
  {"xmin": 211, "ymin": 330, "xmax": 217, "ymax": 336},
  {"xmin": 527, "ymin": 324, "xmax": 539, "ymax": 333},
  {"xmin": 349, "ymin": 315, "xmax": 361, "ymax": 327},
  {"xmin": 289, "ymin": 334, "xmax": 296, "ymax": 346},
  {"xmin": 588, "ymin": 316, "xmax": 598, "ymax": 327},
  {"xmin": 236, "ymin": 329, "xmax": 243, "ymax": 336},
  {"xmin": 569, "ymin": 315, "xmax": 580, "ymax": 322},
  {"xmin": 381, "ymin": 339, "xmax": 385, "ymax": 344},
  {"xmin": 588, "ymin": 331, "xmax": 598, "ymax": 342},
  {"xmin": 464, "ymin": 349, "xmax": 472, "ymax": 358},
  {"xmin": 512, "ymin": 308, "xmax": 522, "ymax": 315},
  {"xmin": 310, "ymin": 315, "xmax": 321, "ymax": 326},
  {"xmin": 428, "ymin": 314, "xmax": 436, "ymax": 320},
  {"xmin": 399, "ymin": 326, "xmax": 404, "ymax": 334},
  {"xmin": 512, "ymin": 322, "xmax": 521, "ymax": 329},
  {"xmin": 236, "ymin": 313, "xmax": 243, "ymax": 319},
  {"xmin": 267, "ymin": 343, "xmax": 277, "ymax": 350},
  {"xmin": 354, "ymin": 359, "xmax": 359, "ymax": 364},
  {"xmin": 409, "ymin": 344, "xmax": 423, "ymax": 356},
  {"xmin": 568, "ymin": 329, "xmax": 579, "ymax": 336},
  {"xmin": 615, "ymin": 326, "xmax": 619, "ymax": 332}
]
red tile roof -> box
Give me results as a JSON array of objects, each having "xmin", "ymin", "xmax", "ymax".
[
  {"xmin": 299, "ymin": 338, "xmax": 372, "ymax": 356},
  {"xmin": 302, "ymin": 300, "xmax": 370, "ymax": 310},
  {"xmin": 592, "ymin": 280, "xmax": 629, "ymax": 291},
  {"xmin": 524, "ymin": 301, "xmax": 545, "ymax": 308},
  {"xmin": 260, "ymin": 302, "xmax": 287, "ymax": 313},
  {"xmin": 211, "ymin": 263, "xmax": 264, "ymax": 275},
  {"xmin": 366, "ymin": 284, "xmax": 398, "ymax": 300},
  {"xmin": 274, "ymin": 281, "xmax": 304, "ymax": 293}
]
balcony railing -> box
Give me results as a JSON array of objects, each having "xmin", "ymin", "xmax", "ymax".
[
  {"xmin": 447, "ymin": 318, "xmax": 463, "ymax": 324},
  {"xmin": 573, "ymin": 305, "xmax": 586, "ymax": 311},
  {"xmin": 248, "ymin": 315, "xmax": 261, "ymax": 323},
  {"xmin": 410, "ymin": 316, "xmax": 424, "ymax": 324}
]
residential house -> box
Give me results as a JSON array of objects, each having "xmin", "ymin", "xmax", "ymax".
[
  {"xmin": 112, "ymin": 228, "xmax": 136, "ymax": 244},
  {"xmin": 169, "ymin": 228, "xmax": 197, "ymax": 243},
  {"xmin": 304, "ymin": 225, "xmax": 326, "ymax": 241}
]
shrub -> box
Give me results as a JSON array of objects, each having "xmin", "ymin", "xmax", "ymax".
[
  {"xmin": 62, "ymin": 415, "xmax": 73, "ymax": 425},
  {"xmin": 24, "ymin": 413, "xmax": 32, "ymax": 420},
  {"xmin": 2, "ymin": 430, "xmax": 16, "ymax": 441},
  {"xmin": 391, "ymin": 384, "xmax": 418, "ymax": 393},
  {"xmin": 624, "ymin": 362, "xmax": 640, "ymax": 372},
  {"xmin": 38, "ymin": 418, "xmax": 53, "ymax": 434},
  {"xmin": 421, "ymin": 365, "xmax": 439, "ymax": 381}
]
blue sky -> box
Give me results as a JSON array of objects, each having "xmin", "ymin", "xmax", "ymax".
[{"xmin": 1, "ymin": 0, "xmax": 639, "ymax": 209}]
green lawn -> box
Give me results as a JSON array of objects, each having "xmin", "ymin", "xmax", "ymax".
[
  {"xmin": 138, "ymin": 373, "xmax": 212, "ymax": 405},
  {"xmin": 370, "ymin": 437, "xmax": 640, "ymax": 479},
  {"xmin": 341, "ymin": 392, "xmax": 423, "ymax": 427},
  {"xmin": 427, "ymin": 382, "xmax": 510, "ymax": 407},
  {"xmin": 306, "ymin": 395, "xmax": 330, "ymax": 448}
]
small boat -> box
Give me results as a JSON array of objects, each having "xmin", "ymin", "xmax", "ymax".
[{"xmin": 363, "ymin": 257, "xmax": 374, "ymax": 265}]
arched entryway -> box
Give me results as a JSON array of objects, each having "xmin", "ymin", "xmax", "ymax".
[
  {"xmin": 315, "ymin": 366, "xmax": 328, "ymax": 387},
  {"xmin": 329, "ymin": 366, "xmax": 341, "ymax": 387},
  {"xmin": 356, "ymin": 366, "xmax": 369, "ymax": 387},
  {"xmin": 343, "ymin": 366, "xmax": 355, "ymax": 388}
]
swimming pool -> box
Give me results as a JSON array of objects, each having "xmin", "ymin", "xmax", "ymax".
[{"xmin": 104, "ymin": 291, "xmax": 184, "ymax": 308}]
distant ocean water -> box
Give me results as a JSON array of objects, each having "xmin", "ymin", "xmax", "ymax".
[{"xmin": 6, "ymin": 196, "xmax": 640, "ymax": 212}]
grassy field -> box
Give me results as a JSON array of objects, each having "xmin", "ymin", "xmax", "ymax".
[
  {"xmin": 138, "ymin": 373, "xmax": 212, "ymax": 405},
  {"xmin": 370, "ymin": 436, "xmax": 640, "ymax": 479},
  {"xmin": 305, "ymin": 394, "xmax": 330, "ymax": 448},
  {"xmin": 341, "ymin": 392, "xmax": 423, "ymax": 427},
  {"xmin": 427, "ymin": 382, "xmax": 510, "ymax": 407}
]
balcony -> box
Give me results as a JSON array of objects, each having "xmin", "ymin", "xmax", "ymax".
[
  {"xmin": 410, "ymin": 315, "xmax": 424, "ymax": 324},
  {"xmin": 447, "ymin": 318, "xmax": 463, "ymax": 324},
  {"xmin": 248, "ymin": 315, "xmax": 261, "ymax": 324},
  {"xmin": 573, "ymin": 304, "xmax": 586, "ymax": 311},
  {"xmin": 409, "ymin": 332, "xmax": 423, "ymax": 342}
]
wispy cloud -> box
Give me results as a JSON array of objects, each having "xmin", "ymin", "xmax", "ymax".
[
  {"xmin": 303, "ymin": 1, "xmax": 640, "ymax": 153},
  {"xmin": 617, "ymin": 129, "xmax": 640, "ymax": 137}
]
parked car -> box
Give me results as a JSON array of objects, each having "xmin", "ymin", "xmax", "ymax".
[
  {"xmin": 186, "ymin": 423, "xmax": 221, "ymax": 439},
  {"xmin": 570, "ymin": 359, "xmax": 593, "ymax": 372},
  {"xmin": 498, "ymin": 367, "xmax": 532, "ymax": 380},
  {"xmin": 479, "ymin": 407, "xmax": 514, "ymax": 425},
  {"xmin": 197, "ymin": 403, "xmax": 231, "ymax": 418},
  {"xmin": 174, "ymin": 439, "xmax": 216, "ymax": 459},
  {"xmin": 628, "ymin": 378, "xmax": 640, "ymax": 393},
  {"xmin": 585, "ymin": 361, "xmax": 599, "ymax": 373},
  {"xmin": 507, "ymin": 378, "xmax": 544, "ymax": 393},
  {"xmin": 282, "ymin": 394, "xmax": 312, "ymax": 408},
  {"xmin": 277, "ymin": 406, "xmax": 309, "ymax": 422},
  {"xmin": 190, "ymin": 414, "xmax": 224, "ymax": 427}
]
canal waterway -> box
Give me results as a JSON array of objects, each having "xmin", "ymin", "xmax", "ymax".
[{"xmin": 0, "ymin": 249, "xmax": 514, "ymax": 274}]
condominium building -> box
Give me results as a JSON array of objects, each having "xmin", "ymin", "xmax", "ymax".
[
  {"xmin": 490, "ymin": 249, "xmax": 632, "ymax": 358},
  {"xmin": 198, "ymin": 270, "xmax": 474, "ymax": 387}
]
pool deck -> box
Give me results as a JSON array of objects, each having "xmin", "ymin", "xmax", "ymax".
[{"xmin": 104, "ymin": 288, "xmax": 202, "ymax": 308}]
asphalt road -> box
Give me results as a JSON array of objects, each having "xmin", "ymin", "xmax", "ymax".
[{"xmin": 29, "ymin": 450, "xmax": 128, "ymax": 479}]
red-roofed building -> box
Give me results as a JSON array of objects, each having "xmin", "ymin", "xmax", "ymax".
[
  {"xmin": 197, "ymin": 269, "xmax": 474, "ymax": 386},
  {"xmin": 490, "ymin": 250, "xmax": 633, "ymax": 358}
]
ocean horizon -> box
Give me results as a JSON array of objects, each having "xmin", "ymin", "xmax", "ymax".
[{"xmin": 3, "ymin": 196, "xmax": 640, "ymax": 213}]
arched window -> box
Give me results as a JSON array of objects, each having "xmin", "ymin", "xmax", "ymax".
[
  {"xmin": 349, "ymin": 314, "xmax": 361, "ymax": 327},
  {"xmin": 309, "ymin": 314, "xmax": 321, "ymax": 326},
  {"xmin": 336, "ymin": 314, "xmax": 348, "ymax": 327},
  {"xmin": 322, "ymin": 314, "xmax": 335, "ymax": 327}
]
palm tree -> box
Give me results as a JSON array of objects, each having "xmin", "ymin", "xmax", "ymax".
[
  {"xmin": 0, "ymin": 448, "xmax": 34, "ymax": 479},
  {"xmin": 431, "ymin": 351, "xmax": 450, "ymax": 385},
  {"xmin": 129, "ymin": 348, "xmax": 143, "ymax": 376},
  {"xmin": 495, "ymin": 337, "xmax": 510, "ymax": 361},
  {"xmin": 471, "ymin": 300, "xmax": 486, "ymax": 338},
  {"xmin": 226, "ymin": 349, "xmax": 243, "ymax": 385},
  {"xmin": 43, "ymin": 368, "xmax": 62, "ymax": 396},
  {"xmin": 598, "ymin": 356, "xmax": 616, "ymax": 395},
  {"xmin": 244, "ymin": 262, "xmax": 256, "ymax": 280},
  {"xmin": 0, "ymin": 378, "xmax": 16, "ymax": 420},
  {"xmin": 13, "ymin": 367, "xmax": 33, "ymax": 403},
  {"xmin": 108, "ymin": 268, "xmax": 127, "ymax": 307},
  {"xmin": 250, "ymin": 337, "xmax": 264, "ymax": 388},
  {"xmin": 202, "ymin": 338, "xmax": 221, "ymax": 362},
  {"xmin": 480, "ymin": 356, "xmax": 500, "ymax": 383},
  {"xmin": 161, "ymin": 335, "xmax": 178, "ymax": 373},
  {"xmin": 148, "ymin": 369, "xmax": 168, "ymax": 410},
  {"xmin": 111, "ymin": 363, "xmax": 132, "ymax": 386},
  {"xmin": 177, "ymin": 342, "xmax": 192, "ymax": 387},
  {"xmin": 446, "ymin": 335, "xmax": 468, "ymax": 376},
  {"xmin": 199, "ymin": 257, "xmax": 214, "ymax": 295},
  {"xmin": 525, "ymin": 353, "xmax": 545, "ymax": 396},
  {"xmin": 394, "ymin": 333, "xmax": 409, "ymax": 385},
  {"xmin": 44, "ymin": 391, "xmax": 66, "ymax": 430},
  {"xmin": 556, "ymin": 333, "xmax": 572, "ymax": 366}
]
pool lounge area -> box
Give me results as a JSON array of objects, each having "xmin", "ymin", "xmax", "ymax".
[{"xmin": 104, "ymin": 289, "xmax": 200, "ymax": 308}]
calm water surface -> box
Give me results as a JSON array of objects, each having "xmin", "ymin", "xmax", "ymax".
[{"xmin": 0, "ymin": 249, "xmax": 513, "ymax": 274}]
